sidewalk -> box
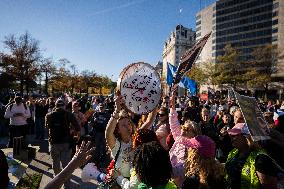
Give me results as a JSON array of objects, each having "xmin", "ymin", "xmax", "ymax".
[
  {"xmin": 28, "ymin": 138, "xmax": 99, "ymax": 189},
  {"xmin": 1, "ymin": 135, "xmax": 99, "ymax": 189}
]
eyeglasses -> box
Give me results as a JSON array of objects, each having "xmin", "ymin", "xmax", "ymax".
[{"xmin": 158, "ymin": 113, "xmax": 166, "ymax": 117}]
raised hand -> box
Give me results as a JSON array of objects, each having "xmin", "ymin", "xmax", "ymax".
[
  {"xmin": 114, "ymin": 91, "xmax": 124, "ymax": 111},
  {"xmin": 170, "ymin": 84, "xmax": 178, "ymax": 108},
  {"xmin": 70, "ymin": 141, "xmax": 95, "ymax": 168}
]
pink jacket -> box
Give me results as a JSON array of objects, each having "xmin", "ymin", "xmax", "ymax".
[{"xmin": 169, "ymin": 109, "xmax": 194, "ymax": 187}]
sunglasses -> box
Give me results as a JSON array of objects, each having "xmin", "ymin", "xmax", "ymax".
[{"xmin": 158, "ymin": 113, "xmax": 167, "ymax": 117}]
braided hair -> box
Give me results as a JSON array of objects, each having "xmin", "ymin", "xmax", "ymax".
[{"xmin": 133, "ymin": 141, "xmax": 172, "ymax": 187}]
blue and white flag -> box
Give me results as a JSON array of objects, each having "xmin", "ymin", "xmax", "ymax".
[{"xmin": 166, "ymin": 63, "xmax": 197, "ymax": 95}]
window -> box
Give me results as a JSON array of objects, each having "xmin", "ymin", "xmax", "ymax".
[
  {"xmin": 196, "ymin": 33, "xmax": 201, "ymax": 37},
  {"xmin": 272, "ymin": 28, "xmax": 278, "ymax": 33},
  {"xmin": 196, "ymin": 20, "xmax": 201, "ymax": 26},
  {"xmin": 196, "ymin": 15, "xmax": 201, "ymax": 20},
  {"xmin": 273, "ymin": 11, "xmax": 278, "ymax": 17},
  {"xmin": 273, "ymin": 2, "xmax": 279, "ymax": 9},
  {"xmin": 273, "ymin": 19, "xmax": 278, "ymax": 25},
  {"xmin": 272, "ymin": 35, "xmax": 278, "ymax": 42}
]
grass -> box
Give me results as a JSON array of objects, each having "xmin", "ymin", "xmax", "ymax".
[{"xmin": 16, "ymin": 173, "xmax": 42, "ymax": 189}]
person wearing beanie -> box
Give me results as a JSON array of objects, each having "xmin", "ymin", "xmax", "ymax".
[
  {"xmin": 182, "ymin": 135, "xmax": 225, "ymax": 189},
  {"xmin": 45, "ymin": 98, "xmax": 80, "ymax": 189}
]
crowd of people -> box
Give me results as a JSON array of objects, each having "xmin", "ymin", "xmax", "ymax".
[{"xmin": 0, "ymin": 87, "xmax": 284, "ymax": 189}]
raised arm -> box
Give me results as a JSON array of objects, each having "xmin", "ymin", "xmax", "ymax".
[
  {"xmin": 169, "ymin": 85, "xmax": 181, "ymax": 139},
  {"xmin": 139, "ymin": 107, "xmax": 158, "ymax": 130},
  {"xmin": 4, "ymin": 105, "xmax": 13, "ymax": 119},
  {"xmin": 105, "ymin": 95, "xmax": 123, "ymax": 149},
  {"xmin": 44, "ymin": 141, "xmax": 94, "ymax": 189}
]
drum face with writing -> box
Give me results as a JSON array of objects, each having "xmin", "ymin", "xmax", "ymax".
[{"xmin": 118, "ymin": 62, "xmax": 161, "ymax": 115}]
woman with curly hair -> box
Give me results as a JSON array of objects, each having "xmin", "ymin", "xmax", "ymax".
[
  {"xmin": 111, "ymin": 129, "xmax": 160, "ymax": 189},
  {"xmin": 182, "ymin": 135, "xmax": 225, "ymax": 189},
  {"xmin": 133, "ymin": 141, "xmax": 177, "ymax": 189},
  {"xmin": 82, "ymin": 95, "xmax": 159, "ymax": 188},
  {"xmin": 168, "ymin": 86, "xmax": 202, "ymax": 187}
]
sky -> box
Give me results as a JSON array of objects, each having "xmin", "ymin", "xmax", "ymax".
[{"xmin": 0, "ymin": 0, "xmax": 216, "ymax": 81}]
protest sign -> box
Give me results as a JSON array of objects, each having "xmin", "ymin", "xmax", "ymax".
[
  {"xmin": 234, "ymin": 92, "xmax": 270, "ymax": 141},
  {"xmin": 173, "ymin": 33, "xmax": 211, "ymax": 85}
]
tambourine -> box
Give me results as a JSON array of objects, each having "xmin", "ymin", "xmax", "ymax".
[{"xmin": 117, "ymin": 62, "xmax": 162, "ymax": 115}]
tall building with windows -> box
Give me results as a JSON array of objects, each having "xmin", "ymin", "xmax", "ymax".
[
  {"xmin": 162, "ymin": 25, "xmax": 195, "ymax": 79},
  {"xmin": 196, "ymin": 3, "xmax": 216, "ymax": 64},
  {"xmin": 162, "ymin": 25, "xmax": 195, "ymax": 94},
  {"xmin": 196, "ymin": 0, "xmax": 284, "ymax": 79},
  {"xmin": 271, "ymin": 0, "xmax": 284, "ymax": 78}
]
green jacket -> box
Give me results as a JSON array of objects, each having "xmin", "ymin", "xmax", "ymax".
[
  {"xmin": 225, "ymin": 148, "xmax": 267, "ymax": 189},
  {"xmin": 138, "ymin": 180, "xmax": 177, "ymax": 189}
]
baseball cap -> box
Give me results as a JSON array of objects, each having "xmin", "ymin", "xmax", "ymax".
[
  {"xmin": 227, "ymin": 123, "xmax": 250, "ymax": 136},
  {"xmin": 190, "ymin": 135, "xmax": 216, "ymax": 158},
  {"xmin": 55, "ymin": 99, "xmax": 65, "ymax": 107}
]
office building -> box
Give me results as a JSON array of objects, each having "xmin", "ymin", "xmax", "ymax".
[{"xmin": 196, "ymin": 0, "xmax": 284, "ymax": 79}]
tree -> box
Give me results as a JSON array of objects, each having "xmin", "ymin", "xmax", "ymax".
[
  {"xmin": 245, "ymin": 44, "xmax": 279, "ymax": 99},
  {"xmin": 0, "ymin": 32, "xmax": 42, "ymax": 95},
  {"xmin": 41, "ymin": 58, "xmax": 57, "ymax": 95},
  {"xmin": 215, "ymin": 44, "xmax": 246, "ymax": 89},
  {"xmin": 187, "ymin": 61, "xmax": 217, "ymax": 86},
  {"xmin": 79, "ymin": 70, "xmax": 96, "ymax": 94},
  {"xmin": 69, "ymin": 64, "xmax": 79, "ymax": 94}
]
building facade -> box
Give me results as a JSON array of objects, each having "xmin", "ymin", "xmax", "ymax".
[
  {"xmin": 162, "ymin": 25, "xmax": 195, "ymax": 95},
  {"xmin": 196, "ymin": 0, "xmax": 284, "ymax": 79},
  {"xmin": 196, "ymin": 3, "xmax": 216, "ymax": 64}
]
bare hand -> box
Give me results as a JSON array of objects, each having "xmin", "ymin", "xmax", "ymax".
[
  {"xmin": 170, "ymin": 84, "xmax": 178, "ymax": 108},
  {"xmin": 114, "ymin": 93, "xmax": 124, "ymax": 111},
  {"xmin": 112, "ymin": 169, "xmax": 121, "ymax": 179},
  {"xmin": 70, "ymin": 141, "xmax": 95, "ymax": 168}
]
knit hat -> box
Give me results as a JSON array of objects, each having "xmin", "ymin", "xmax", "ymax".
[
  {"xmin": 55, "ymin": 99, "xmax": 65, "ymax": 107},
  {"xmin": 190, "ymin": 135, "xmax": 216, "ymax": 158}
]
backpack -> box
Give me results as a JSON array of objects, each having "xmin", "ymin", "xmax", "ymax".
[{"xmin": 48, "ymin": 110, "xmax": 72, "ymax": 144}]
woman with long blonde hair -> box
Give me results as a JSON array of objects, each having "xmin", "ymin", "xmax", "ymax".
[{"xmin": 183, "ymin": 135, "xmax": 225, "ymax": 189}]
